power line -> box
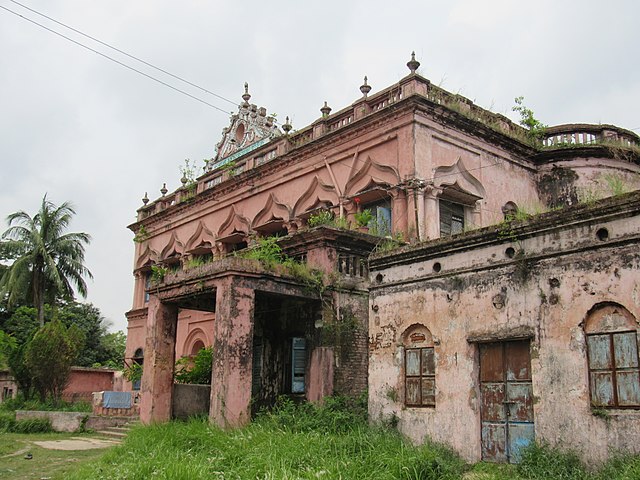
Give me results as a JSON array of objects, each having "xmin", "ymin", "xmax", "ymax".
[
  {"xmin": 0, "ymin": 4, "xmax": 233, "ymax": 115},
  {"xmin": 7, "ymin": 0, "xmax": 238, "ymax": 108}
]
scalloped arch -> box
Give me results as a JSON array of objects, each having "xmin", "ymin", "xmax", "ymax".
[
  {"xmin": 185, "ymin": 221, "xmax": 216, "ymax": 253},
  {"xmin": 136, "ymin": 244, "xmax": 159, "ymax": 270},
  {"xmin": 252, "ymin": 193, "xmax": 292, "ymax": 229},
  {"xmin": 160, "ymin": 232, "xmax": 184, "ymax": 262},
  {"xmin": 433, "ymin": 157, "xmax": 486, "ymax": 198},
  {"xmin": 293, "ymin": 175, "xmax": 338, "ymax": 216},
  {"xmin": 344, "ymin": 155, "xmax": 400, "ymax": 197},
  {"xmin": 218, "ymin": 206, "xmax": 251, "ymax": 238}
]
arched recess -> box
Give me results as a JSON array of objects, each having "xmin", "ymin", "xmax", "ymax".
[
  {"xmin": 344, "ymin": 155, "xmax": 400, "ymax": 200},
  {"xmin": 185, "ymin": 221, "xmax": 216, "ymax": 255},
  {"xmin": 293, "ymin": 175, "xmax": 338, "ymax": 218},
  {"xmin": 433, "ymin": 157, "xmax": 486, "ymax": 203},
  {"xmin": 402, "ymin": 323, "xmax": 434, "ymax": 347},
  {"xmin": 217, "ymin": 206, "xmax": 251, "ymax": 244},
  {"xmin": 135, "ymin": 244, "xmax": 159, "ymax": 270},
  {"xmin": 252, "ymin": 193, "xmax": 292, "ymax": 235},
  {"xmin": 159, "ymin": 232, "xmax": 184, "ymax": 266},
  {"xmin": 583, "ymin": 302, "xmax": 638, "ymax": 334},
  {"xmin": 183, "ymin": 328, "xmax": 210, "ymax": 357},
  {"xmin": 583, "ymin": 302, "xmax": 640, "ymax": 408}
]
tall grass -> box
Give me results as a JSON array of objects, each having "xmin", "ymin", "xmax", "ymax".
[
  {"xmin": 0, "ymin": 411, "xmax": 52, "ymax": 433},
  {"xmin": 0, "ymin": 393, "xmax": 91, "ymax": 412},
  {"xmin": 65, "ymin": 398, "xmax": 640, "ymax": 480},
  {"xmin": 67, "ymin": 397, "xmax": 466, "ymax": 480}
]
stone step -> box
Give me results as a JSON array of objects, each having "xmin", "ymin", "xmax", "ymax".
[{"xmin": 96, "ymin": 429, "xmax": 128, "ymax": 439}]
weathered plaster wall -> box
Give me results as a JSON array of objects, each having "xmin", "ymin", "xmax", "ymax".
[
  {"xmin": 63, "ymin": 368, "xmax": 116, "ymax": 402},
  {"xmin": 369, "ymin": 196, "xmax": 640, "ymax": 464}
]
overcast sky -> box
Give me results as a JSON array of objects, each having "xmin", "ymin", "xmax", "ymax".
[{"xmin": 1, "ymin": 0, "xmax": 638, "ymax": 333}]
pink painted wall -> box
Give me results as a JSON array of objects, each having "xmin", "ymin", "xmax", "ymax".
[{"xmin": 63, "ymin": 367, "xmax": 116, "ymax": 402}]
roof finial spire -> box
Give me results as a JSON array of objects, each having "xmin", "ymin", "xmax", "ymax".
[
  {"xmin": 360, "ymin": 75, "xmax": 372, "ymax": 97},
  {"xmin": 407, "ymin": 51, "xmax": 420, "ymax": 74},
  {"xmin": 242, "ymin": 82, "xmax": 251, "ymax": 105},
  {"xmin": 320, "ymin": 101, "xmax": 332, "ymax": 118}
]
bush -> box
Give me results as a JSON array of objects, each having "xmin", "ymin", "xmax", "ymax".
[{"xmin": 174, "ymin": 347, "xmax": 213, "ymax": 385}]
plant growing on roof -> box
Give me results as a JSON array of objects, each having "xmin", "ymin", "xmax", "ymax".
[
  {"xmin": 512, "ymin": 96, "xmax": 547, "ymax": 143},
  {"xmin": 133, "ymin": 225, "xmax": 149, "ymax": 243},
  {"xmin": 354, "ymin": 209, "xmax": 373, "ymax": 228},
  {"xmin": 307, "ymin": 209, "xmax": 335, "ymax": 228},
  {"xmin": 150, "ymin": 264, "xmax": 168, "ymax": 284}
]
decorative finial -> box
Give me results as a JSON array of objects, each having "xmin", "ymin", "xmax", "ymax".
[
  {"xmin": 407, "ymin": 51, "xmax": 420, "ymax": 74},
  {"xmin": 180, "ymin": 174, "xmax": 188, "ymax": 186},
  {"xmin": 242, "ymin": 82, "xmax": 251, "ymax": 104},
  {"xmin": 142, "ymin": 192, "xmax": 149, "ymax": 205},
  {"xmin": 282, "ymin": 116, "xmax": 292, "ymax": 133},
  {"xmin": 320, "ymin": 101, "xmax": 332, "ymax": 118},
  {"xmin": 360, "ymin": 76, "xmax": 371, "ymax": 97},
  {"xmin": 160, "ymin": 183, "xmax": 168, "ymax": 196}
]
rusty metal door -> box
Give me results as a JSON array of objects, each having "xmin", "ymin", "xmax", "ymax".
[{"xmin": 480, "ymin": 340, "xmax": 535, "ymax": 463}]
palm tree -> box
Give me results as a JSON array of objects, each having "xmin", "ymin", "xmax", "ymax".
[{"xmin": 0, "ymin": 195, "xmax": 92, "ymax": 326}]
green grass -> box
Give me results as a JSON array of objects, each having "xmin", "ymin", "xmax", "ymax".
[
  {"xmin": 0, "ymin": 432, "xmax": 109, "ymax": 480},
  {"xmin": 54, "ymin": 398, "xmax": 640, "ymax": 480},
  {"xmin": 0, "ymin": 394, "xmax": 92, "ymax": 412}
]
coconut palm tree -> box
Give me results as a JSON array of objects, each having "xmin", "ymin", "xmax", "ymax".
[{"xmin": 0, "ymin": 195, "xmax": 92, "ymax": 326}]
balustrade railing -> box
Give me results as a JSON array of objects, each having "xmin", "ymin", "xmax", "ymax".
[{"xmin": 542, "ymin": 124, "xmax": 639, "ymax": 148}]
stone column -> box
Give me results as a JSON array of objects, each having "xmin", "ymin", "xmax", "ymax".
[
  {"xmin": 424, "ymin": 186, "xmax": 443, "ymax": 240},
  {"xmin": 415, "ymin": 186, "xmax": 426, "ymax": 241},
  {"xmin": 139, "ymin": 295, "xmax": 178, "ymax": 423},
  {"xmin": 472, "ymin": 200, "xmax": 482, "ymax": 230},
  {"xmin": 389, "ymin": 188, "xmax": 408, "ymax": 238},
  {"xmin": 210, "ymin": 277, "xmax": 255, "ymax": 428},
  {"xmin": 133, "ymin": 271, "xmax": 143, "ymax": 308}
]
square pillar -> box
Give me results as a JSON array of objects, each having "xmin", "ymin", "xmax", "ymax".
[
  {"xmin": 210, "ymin": 277, "xmax": 255, "ymax": 428},
  {"xmin": 139, "ymin": 295, "xmax": 178, "ymax": 423}
]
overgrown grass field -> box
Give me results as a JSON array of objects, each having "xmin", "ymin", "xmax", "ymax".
[{"xmin": 64, "ymin": 398, "xmax": 640, "ymax": 480}]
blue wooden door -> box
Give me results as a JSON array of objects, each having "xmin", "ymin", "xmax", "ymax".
[{"xmin": 480, "ymin": 340, "xmax": 535, "ymax": 463}]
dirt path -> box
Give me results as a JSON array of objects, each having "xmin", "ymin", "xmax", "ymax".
[{"xmin": 31, "ymin": 436, "xmax": 121, "ymax": 450}]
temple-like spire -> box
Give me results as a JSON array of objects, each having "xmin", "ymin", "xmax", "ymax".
[{"xmin": 209, "ymin": 83, "xmax": 281, "ymax": 169}]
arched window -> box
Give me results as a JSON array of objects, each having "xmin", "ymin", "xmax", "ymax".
[
  {"xmin": 585, "ymin": 303, "xmax": 640, "ymax": 408},
  {"xmin": 132, "ymin": 348, "xmax": 144, "ymax": 391},
  {"xmin": 403, "ymin": 324, "xmax": 436, "ymax": 407},
  {"xmin": 191, "ymin": 340, "xmax": 205, "ymax": 356}
]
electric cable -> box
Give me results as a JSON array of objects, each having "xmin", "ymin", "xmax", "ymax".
[
  {"xmin": 7, "ymin": 0, "xmax": 238, "ymax": 107},
  {"xmin": 0, "ymin": 4, "xmax": 233, "ymax": 115}
]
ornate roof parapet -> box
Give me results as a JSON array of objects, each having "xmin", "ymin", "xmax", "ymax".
[{"xmin": 207, "ymin": 83, "xmax": 281, "ymax": 171}]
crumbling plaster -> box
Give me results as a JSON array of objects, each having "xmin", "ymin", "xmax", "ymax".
[{"xmin": 369, "ymin": 194, "xmax": 640, "ymax": 464}]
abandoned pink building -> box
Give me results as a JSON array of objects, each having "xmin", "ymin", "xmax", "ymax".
[{"xmin": 126, "ymin": 53, "xmax": 640, "ymax": 464}]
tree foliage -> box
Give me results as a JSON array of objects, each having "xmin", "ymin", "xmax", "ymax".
[
  {"xmin": 25, "ymin": 319, "xmax": 84, "ymax": 402},
  {"xmin": 0, "ymin": 301, "xmax": 125, "ymax": 368},
  {"xmin": 0, "ymin": 195, "xmax": 92, "ymax": 326},
  {"xmin": 174, "ymin": 347, "xmax": 213, "ymax": 385}
]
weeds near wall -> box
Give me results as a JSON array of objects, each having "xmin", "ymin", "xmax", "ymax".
[
  {"xmin": 150, "ymin": 264, "xmax": 168, "ymax": 284},
  {"xmin": 307, "ymin": 210, "xmax": 336, "ymax": 228},
  {"xmin": 578, "ymin": 172, "xmax": 633, "ymax": 205},
  {"xmin": 320, "ymin": 305, "xmax": 361, "ymax": 348},
  {"xmin": 133, "ymin": 225, "xmax": 150, "ymax": 243}
]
